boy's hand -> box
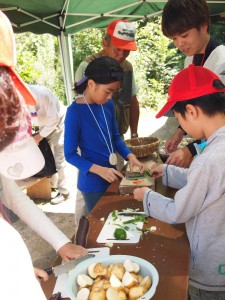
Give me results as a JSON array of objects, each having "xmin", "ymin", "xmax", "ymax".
[
  {"xmin": 150, "ymin": 163, "xmax": 163, "ymax": 178},
  {"xmin": 133, "ymin": 187, "xmax": 149, "ymax": 201}
]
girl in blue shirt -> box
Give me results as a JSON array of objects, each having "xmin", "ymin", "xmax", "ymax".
[{"xmin": 64, "ymin": 56, "xmax": 143, "ymax": 212}]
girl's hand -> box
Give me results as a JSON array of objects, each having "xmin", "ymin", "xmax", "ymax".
[
  {"xmin": 127, "ymin": 153, "xmax": 144, "ymax": 173},
  {"xmin": 150, "ymin": 163, "xmax": 163, "ymax": 178},
  {"xmin": 58, "ymin": 243, "xmax": 88, "ymax": 262},
  {"xmin": 90, "ymin": 164, "xmax": 124, "ymax": 183},
  {"xmin": 133, "ymin": 187, "xmax": 149, "ymax": 201},
  {"xmin": 34, "ymin": 267, "xmax": 48, "ymax": 282}
]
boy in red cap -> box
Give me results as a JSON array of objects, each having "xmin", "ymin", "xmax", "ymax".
[
  {"xmin": 161, "ymin": 0, "xmax": 225, "ymax": 168},
  {"xmin": 133, "ymin": 65, "xmax": 225, "ymax": 299}
]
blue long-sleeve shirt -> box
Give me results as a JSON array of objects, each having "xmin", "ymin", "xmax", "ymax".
[{"xmin": 64, "ymin": 99, "xmax": 131, "ymax": 193}]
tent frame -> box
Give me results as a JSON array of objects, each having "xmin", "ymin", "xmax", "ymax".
[{"xmin": 1, "ymin": 0, "xmax": 225, "ymax": 103}]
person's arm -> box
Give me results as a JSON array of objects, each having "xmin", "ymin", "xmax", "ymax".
[
  {"xmin": 130, "ymin": 71, "xmax": 139, "ymax": 138},
  {"xmin": 133, "ymin": 162, "xmax": 207, "ymax": 224},
  {"xmin": 130, "ymin": 95, "xmax": 139, "ymax": 138},
  {"xmin": 28, "ymin": 85, "xmax": 63, "ymax": 138},
  {"xmin": 165, "ymin": 127, "xmax": 185, "ymax": 153},
  {"xmin": 1, "ymin": 175, "xmax": 87, "ymax": 260},
  {"xmin": 64, "ymin": 104, "xmax": 95, "ymax": 174},
  {"xmin": 165, "ymin": 147, "xmax": 193, "ymax": 168}
]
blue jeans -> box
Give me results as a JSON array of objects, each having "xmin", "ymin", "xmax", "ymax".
[
  {"xmin": 81, "ymin": 191, "xmax": 104, "ymax": 213},
  {"xmin": 189, "ymin": 285, "xmax": 225, "ymax": 300}
]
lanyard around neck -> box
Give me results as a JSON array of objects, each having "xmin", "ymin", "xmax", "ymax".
[{"xmin": 83, "ymin": 93, "xmax": 114, "ymax": 156}]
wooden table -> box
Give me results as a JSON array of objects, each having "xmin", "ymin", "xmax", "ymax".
[{"xmin": 42, "ymin": 178, "xmax": 190, "ymax": 300}]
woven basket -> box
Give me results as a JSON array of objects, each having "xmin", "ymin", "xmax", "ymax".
[{"xmin": 125, "ymin": 136, "xmax": 160, "ymax": 158}]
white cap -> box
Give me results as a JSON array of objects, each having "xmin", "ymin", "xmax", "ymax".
[{"xmin": 0, "ymin": 120, "xmax": 45, "ymax": 180}]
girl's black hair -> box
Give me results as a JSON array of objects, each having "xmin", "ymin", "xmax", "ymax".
[
  {"xmin": 75, "ymin": 56, "xmax": 123, "ymax": 94},
  {"xmin": 173, "ymin": 80, "xmax": 225, "ymax": 118}
]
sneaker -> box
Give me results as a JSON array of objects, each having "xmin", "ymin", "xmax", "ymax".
[
  {"xmin": 50, "ymin": 192, "xmax": 69, "ymax": 205},
  {"xmin": 51, "ymin": 188, "xmax": 59, "ymax": 199}
]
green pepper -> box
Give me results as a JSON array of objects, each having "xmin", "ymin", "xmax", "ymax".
[{"xmin": 114, "ymin": 228, "xmax": 127, "ymax": 240}]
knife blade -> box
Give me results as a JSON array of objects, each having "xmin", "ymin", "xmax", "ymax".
[
  {"xmin": 118, "ymin": 212, "xmax": 148, "ymax": 217},
  {"xmin": 44, "ymin": 253, "xmax": 94, "ymax": 277}
]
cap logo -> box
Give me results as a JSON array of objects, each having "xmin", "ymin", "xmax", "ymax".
[
  {"xmin": 7, "ymin": 163, "xmax": 23, "ymax": 177},
  {"xmin": 113, "ymin": 22, "xmax": 136, "ymax": 41},
  {"xmin": 117, "ymin": 29, "xmax": 135, "ymax": 38}
]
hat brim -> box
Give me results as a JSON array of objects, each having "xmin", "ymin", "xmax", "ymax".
[
  {"xmin": 111, "ymin": 36, "xmax": 137, "ymax": 51},
  {"xmin": 0, "ymin": 136, "xmax": 45, "ymax": 180},
  {"xmin": 155, "ymin": 101, "xmax": 176, "ymax": 118},
  {"xmin": 7, "ymin": 66, "xmax": 37, "ymax": 106}
]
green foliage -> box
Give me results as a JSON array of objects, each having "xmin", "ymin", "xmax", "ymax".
[
  {"xmin": 71, "ymin": 28, "xmax": 104, "ymax": 71},
  {"xmin": 15, "ymin": 33, "xmax": 66, "ymax": 103},
  {"xmin": 15, "ymin": 17, "xmax": 185, "ymax": 109},
  {"xmin": 71, "ymin": 17, "xmax": 184, "ymax": 110},
  {"xmin": 210, "ymin": 24, "xmax": 225, "ymax": 44},
  {"xmin": 130, "ymin": 17, "xmax": 185, "ymax": 109}
]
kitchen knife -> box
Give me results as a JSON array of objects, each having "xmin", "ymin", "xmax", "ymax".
[
  {"xmin": 118, "ymin": 212, "xmax": 148, "ymax": 217},
  {"xmin": 44, "ymin": 254, "xmax": 94, "ymax": 277}
]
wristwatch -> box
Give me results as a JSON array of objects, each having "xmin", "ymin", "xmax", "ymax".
[{"xmin": 131, "ymin": 133, "xmax": 138, "ymax": 138}]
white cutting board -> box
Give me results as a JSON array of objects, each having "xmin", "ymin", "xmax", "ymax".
[{"xmin": 97, "ymin": 212, "xmax": 145, "ymax": 244}]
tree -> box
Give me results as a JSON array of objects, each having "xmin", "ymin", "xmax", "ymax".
[
  {"xmin": 130, "ymin": 17, "xmax": 185, "ymax": 109},
  {"xmin": 15, "ymin": 33, "xmax": 66, "ymax": 103},
  {"xmin": 71, "ymin": 28, "xmax": 103, "ymax": 72}
]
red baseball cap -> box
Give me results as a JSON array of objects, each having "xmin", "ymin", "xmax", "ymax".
[
  {"xmin": 107, "ymin": 20, "xmax": 137, "ymax": 51},
  {"xmin": 156, "ymin": 64, "xmax": 225, "ymax": 118},
  {"xmin": 0, "ymin": 10, "xmax": 37, "ymax": 106}
]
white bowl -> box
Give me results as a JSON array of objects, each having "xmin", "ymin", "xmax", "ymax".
[{"xmin": 66, "ymin": 254, "xmax": 159, "ymax": 300}]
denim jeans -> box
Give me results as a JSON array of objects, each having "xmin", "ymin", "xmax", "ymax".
[
  {"xmin": 189, "ymin": 285, "xmax": 225, "ymax": 300},
  {"xmin": 82, "ymin": 191, "xmax": 104, "ymax": 213}
]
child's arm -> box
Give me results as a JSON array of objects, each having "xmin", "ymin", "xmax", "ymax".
[
  {"xmin": 89, "ymin": 164, "xmax": 124, "ymax": 183},
  {"xmin": 133, "ymin": 187, "xmax": 150, "ymax": 202},
  {"xmin": 127, "ymin": 153, "xmax": 144, "ymax": 173}
]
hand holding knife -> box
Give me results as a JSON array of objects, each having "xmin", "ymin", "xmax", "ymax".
[{"xmin": 44, "ymin": 253, "xmax": 94, "ymax": 277}]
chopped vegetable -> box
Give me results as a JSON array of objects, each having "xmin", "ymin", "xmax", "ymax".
[
  {"xmin": 123, "ymin": 215, "xmax": 147, "ymax": 225},
  {"xmin": 111, "ymin": 210, "xmax": 118, "ymax": 221},
  {"xmin": 105, "ymin": 242, "xmax": 114, "ymax": 248},
  {"xmin": 114, "ymin": 228, "xmax": 127, "ymax": 240},
  {"xmin": 133, "ymin": 180, "xmax": 142, "ymax": 184}
]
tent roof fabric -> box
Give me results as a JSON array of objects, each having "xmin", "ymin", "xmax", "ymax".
[{"xmin": 0, "ymin": 0, "xmax": 225, "ymax": 36}]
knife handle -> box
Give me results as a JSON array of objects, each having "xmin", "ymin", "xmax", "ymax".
[
  {"xmin": 37, "ymin": 267, "xmax": 53, "ymax": 279},
  {"xmin": 44, "ymin": 267, "xmax": 53, "ymax": 275}
]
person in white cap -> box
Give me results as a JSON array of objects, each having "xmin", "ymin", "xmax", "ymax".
[
  {"xmin": 74, "ymin": 19, "xmax": 140, "ymax": 227},
  {"xmin": 0, "ymin": 10, "xmax": 87, "ymax": 300},
  {"xmin": 27, "ymin": 84, "xmax": 70, "ymax": 205}
]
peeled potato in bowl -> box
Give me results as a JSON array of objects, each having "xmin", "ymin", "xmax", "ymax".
[{"xmin": 66, "ymin": 255, "xmax": 159, "ymax": 300}]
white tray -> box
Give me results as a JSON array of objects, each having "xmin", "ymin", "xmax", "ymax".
[{"xmin": 97, "ymin": 212, "xmax": 145, "ymax": 244}]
